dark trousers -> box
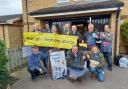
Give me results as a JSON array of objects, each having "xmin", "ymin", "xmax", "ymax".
[
  {"xmin": 28, "ymin": 69, "xmax": 40, "ymax": 80},
  {"xmin": 103, "ymin": 52, "xmax": 112, "ymax": 69},
  {"xmin": 40, "ymin": 47, "xmax": 49, "ymax": 71}
]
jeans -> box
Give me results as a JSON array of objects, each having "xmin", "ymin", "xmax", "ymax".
[
  {"xmin": 103, "ymin": 52, "xmax": 112, "ymax": 70},
  {"xmin": 40, "ymin": 47, "xmax": 49, "ymax": 71},
  {"xmin": 67, "ymin": 67, "xmax": 87, "ymax": 79},
  {"xmin": 28, "ymin": 69, "xmax": 40, "ymax": 80},
  {"xmin": 89, "ymin": 67, "xmax": 105, "ymax": 82}
]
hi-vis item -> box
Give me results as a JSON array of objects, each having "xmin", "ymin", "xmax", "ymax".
[
  {"xmin": 50, "ymin": 51, "xmax": 67, "ymax": 80},
  {"xmin": 23, "ymin": 32, "xmax": 77, "ymax": 49},
  {"xmin": 79, "ymin": 43, "xmax": 87, "ymax": 48}
]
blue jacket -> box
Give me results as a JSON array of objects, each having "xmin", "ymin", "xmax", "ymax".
[
  {"xmin": 83, "ymin": 32, "xmax": 97, "ymax": 47},
  {"xmin": 27, "ymin": 52, "xmax": 46, "ymax": 70}
]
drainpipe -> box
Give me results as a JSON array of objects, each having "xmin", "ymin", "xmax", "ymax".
[
  {"xmin": 2, "ymin": 25, "xmax": 6, "ymax": 44},
  {"xmin": 114, "ymin": 7, "xmax": 121, "ymax": 58},
  {"xmin": 25, "ymin": 0, "xmax": 29, "ymax": 32}
]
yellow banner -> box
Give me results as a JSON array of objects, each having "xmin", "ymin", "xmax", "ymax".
[{"xmin": 23, "ymin": 32, "xmax": 78, "ymax": 49}]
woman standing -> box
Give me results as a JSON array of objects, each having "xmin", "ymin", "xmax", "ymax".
[{"xmin": 100, "ymin": 25, "xmax": 113, "ymax": 71}]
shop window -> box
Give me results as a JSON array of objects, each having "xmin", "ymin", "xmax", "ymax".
[{"xmin": 57, "ymin": 0, "xmax": 69, "ymax": 3}]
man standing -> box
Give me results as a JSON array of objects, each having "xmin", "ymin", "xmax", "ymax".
[
  {"xmin": 63, "ymin": 23, "xmax": 72, "ymax": 35},
  {"xmin": 71, "ymin": 25, "xmax": 82, "ymax": 42},
  {"xmin": 83, "ymin": 24, "xmax": 99, "ymax": 50}
]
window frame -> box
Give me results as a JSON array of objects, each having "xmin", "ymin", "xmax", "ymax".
[{"xmin": 57, "ymin": 0, "xmax": 69, "ymax": 3}]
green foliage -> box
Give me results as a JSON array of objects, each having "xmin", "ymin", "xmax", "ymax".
[
  {"xmin": 0, "ymin": 40, "xmax": 6, "ymax": 71},
  {"xmin": 121, "ymin": 19, "xmax": 128, "ymax": 43},
  {"xmin": 0, "ymin": 40, "xmax": 10, "ymax": 89}
]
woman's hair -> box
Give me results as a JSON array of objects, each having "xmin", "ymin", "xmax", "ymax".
[
  {"xmin": 51, "ymin": 25, "xmax": 59, "ymax": 33},
  {"xmin": 91, "ymin": 45, "xmax": 99, "ymax": 50},
  {"xmin": 104, "ymin": 24, "xmax": 111, "ymax": 28}
]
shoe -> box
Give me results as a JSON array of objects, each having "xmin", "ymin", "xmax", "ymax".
[
  {"xmin": 91, "ymin": 74, "xmax": 96, "ymax": 80},
  {"xmin": 40, "ymin": 71, "xmax": 47, "ymax": 75},
  {"xmin": 68, "ymin": 77, "xmax": 76, "ymax": 83},
  {"xmin": 108, "ymin": 68, "xmax": 112, "ymax": 71},
  {"xmin": 77, "ymin": 77, "xmax": 82, "ymax": 82}
]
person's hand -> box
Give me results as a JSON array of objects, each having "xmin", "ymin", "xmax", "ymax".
[
  {"xmin": 38, "ymin": 68, "xmax": 43, "ymax": 74},
  {"xmin": 82, "ymin": 56, "xmax": 86, "ymax": 60},
  {"xmin": 82, "ymin": 40, "xmax": 84, "ymax": 43},
  {"xmin": 86, "ymin": 54, "xmax": 90, "ymax": 59},
  {"xmin": 95, "ymin": 35, "xmax": 99, "ymax": 39},
  {"xmin": 102, "ymin": 33, "xmax": 105, "ymax": 37},
  {"xmin": 90, "ymin": 63, "xmax": 97, "ymax": 68},
  {"xmin": 77, "ymin": 36, "xmax": 79, "ymax": 39}
]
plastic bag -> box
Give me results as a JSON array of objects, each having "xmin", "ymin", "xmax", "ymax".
[{"xmin": 119, "ymin": 57, "xmax": 128, "ymax": 68}]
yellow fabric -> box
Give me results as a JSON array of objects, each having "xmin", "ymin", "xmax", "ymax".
[
  {"xmin": 79, "ymin": 43, "xmax": 87, "ymax": 48},
  {"xmin": 24, "ymin": 32, "xmax": 77, "ymax": 49}
]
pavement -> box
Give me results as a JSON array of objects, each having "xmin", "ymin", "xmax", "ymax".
[{"xmin": 11, "ymin": 65, "xmax": 128, "ymax": 89}]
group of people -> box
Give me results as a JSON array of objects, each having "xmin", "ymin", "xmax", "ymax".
[{"xmin": 27, "ymin": 22, "xmax": 113, "ymax": 82}]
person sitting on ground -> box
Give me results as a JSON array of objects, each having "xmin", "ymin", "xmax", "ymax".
[
  {"xmin": 84, "ymin": 46, "xmax": 105, "ymax": 82},
  {"xmin": 66, "ymin": 45, "xmax": 87, "ymax": 82},
  {"xmin": 27, "ymin": 46, "xmax": 47, "ymax": 80}
]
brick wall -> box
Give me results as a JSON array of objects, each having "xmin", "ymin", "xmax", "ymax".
[{"xmin": 120, "ymin": 0, "xmax": 128, "ymax": 16}]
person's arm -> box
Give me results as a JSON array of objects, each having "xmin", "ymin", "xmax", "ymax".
[
  {"xmin": 96, "ymin": 53, "xmax": 105, "ymax": 68},
  {"xmin": 101, "ymin": 32, "xmax": 112, "ymax": 42},
  {"xmin": 27, "ymin": 56, "xmax": 35, "ymax": 70},
  {"xmin": 104, "ymin": 33, "xmax": 112, "ymax": 42},
  {"xmin": 94, "ymin": 32, "xmax": 99, "ymax": 39},
  {"xmin": 83, "ymin": 51, "xmax": 91, "ymax": 59}
]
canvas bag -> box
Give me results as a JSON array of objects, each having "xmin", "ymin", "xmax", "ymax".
[{"xmin": 119, "ymin": 57, "xmax": 128, "ymax": 68}]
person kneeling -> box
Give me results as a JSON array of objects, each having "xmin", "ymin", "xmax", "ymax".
[
  {"xmin": 84, "ymin": 46, "xmax": 105, "ymax": 82},
  {"xmin": 27, "ymin": 46, "xmax": 47, "ymax": 80},
  {"xmin": 66, "ymin": 45, "xmax": 87, "ymax": 82}
]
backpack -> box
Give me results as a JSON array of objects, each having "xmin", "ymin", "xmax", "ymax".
[{"xmin": 114, "ymin": 55, "xmax": 123, "ymax": 66}]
